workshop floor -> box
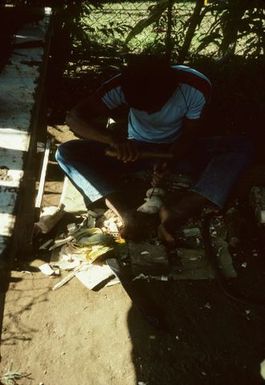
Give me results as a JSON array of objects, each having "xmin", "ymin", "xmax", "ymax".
[{"xmin": 1, "ymin": 124, "xmax": 265, "ymax": 385}]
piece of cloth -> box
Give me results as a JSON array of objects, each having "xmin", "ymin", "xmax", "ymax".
[
  {"xmin": 98, "ymin": 65, "xmax": 211, "ymax": 144},
  {"xmin": 55, "ymin": 135, "xmax": 253, "ymax": 208}
]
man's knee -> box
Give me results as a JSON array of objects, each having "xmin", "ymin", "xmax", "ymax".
[{"xmin": 55, "ymin": 140, "xmax": 84, "ymax": 164}]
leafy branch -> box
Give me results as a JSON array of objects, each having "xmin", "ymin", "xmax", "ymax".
[{"xmin": 125, "ymin": 0, "xmax": 169, "ymax": 44}]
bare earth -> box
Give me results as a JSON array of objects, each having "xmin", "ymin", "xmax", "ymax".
[
  {"xmin": 1, "ymin": 125, "xmax": 265, "ymax": 385},
  {"xmin": 1, "ymin": 265, "xmax": 135, "ymax": 385},
  {"xmin": 1, "ymin": 125, "xmax": 136, "ymax": 385}
]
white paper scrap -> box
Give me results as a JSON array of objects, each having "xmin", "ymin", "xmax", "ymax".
[
  {"xmin": 39, "ymin": 263, "xmax": 55, "ymax": 276},
  {"xmin": 75, "ymin": 264, "xmax": 114, "ymax": 290}
]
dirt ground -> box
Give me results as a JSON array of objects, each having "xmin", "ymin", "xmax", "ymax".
[
  {"xmin": 1, "ymin": 125, "xmax": 265, "ymax": 385},
  {"xmin": 2, "ymin": 243, "xmax": 265, "ymax": 385},
  {"xmin": 1, "ymin": 57, "xmax": 265, "ymax": 384},
  {"xmin": 1, "ymin": 125, "xmax": 136, "ymax": 385},
  {"xmin": 1, "ymin": 265, "xmax": 135, "ymax": 385}
]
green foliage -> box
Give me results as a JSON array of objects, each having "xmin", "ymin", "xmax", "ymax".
[
  {"xmin": 125, "ymin": 0, "xmax": 168, "ymax": 44},
  {"xmin": 66, "ymin": 0, "xmax": 264, "ymax": 75},
  {"xmin": 194, "ymin": 0, "xmax": 265, "ymax": 59}
]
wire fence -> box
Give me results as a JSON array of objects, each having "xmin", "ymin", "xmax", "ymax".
[
  {"xmin": 66, "ymin": 0, "xmax": 265, "ymax": 76},
  {"xmin": 78, "ymin": 1, "xmax": 195, "ymax": 59}
]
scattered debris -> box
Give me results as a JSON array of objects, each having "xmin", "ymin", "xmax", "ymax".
[
  {"xmin": 133, "ymin": 273, "xmax": 168, "ymax": 282},
  {"xmin": 66, "ymin": 222, "xmax": 78, "ymax": 234},
  {"xmin": 57, "ymin": 228, "xmax": 114, "ymax": 264},
  {"xmin": 38, "ymin": 263, "xmax": 58, "ymax": 276},
  {"xmin": 129, "ymin": 241, "xmax": 169, "ymax": 275},
  {"xmin": 39, "ymin": 238, "xmax": 53, "ymax": 250},
  {"xmin": 37, "ymin": 190, "xmax": 241, "ymax": 290},
  {"xmin": 182, "ymin": 227, "xmax": 201, "ymax": 238},
  {"xmin": 34, "ymin": 204, "xmax": 65, "ymax": 234},
  {"xmin": 37, "ymin": 208, "xmax": 124, "ymax": 291},
  {"xmin": 48, "ymin": 235, "xmax": 74, "ymax": 251},
  {"xmin": 75, "ymin": 263, "xmax": 115, "ymax": 290},
  {"xmin": 52, "ymin": 264, "xmax": 85, "ymax": 291},
  {"xmin": 208, "ymin": 216, "xmax": 237, "ymax": 278}
]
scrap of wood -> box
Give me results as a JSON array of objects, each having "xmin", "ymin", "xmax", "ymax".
[
  {"xmin": 35, "ymin": 138, "xmax": 51, "ymax": 209},
  {"xmin": 52, "ymin": 263, "xmax": 86, "ymax": 291}
]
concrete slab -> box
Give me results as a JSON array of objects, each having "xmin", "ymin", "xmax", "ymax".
[{"xmin": 0, "ymin": 11, "xmax": 51, "ymax": 260}]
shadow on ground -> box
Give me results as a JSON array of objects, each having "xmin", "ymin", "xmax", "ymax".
[{"xmin": 127, "ymin": 278, "xmax": 265, "ymax": 385}]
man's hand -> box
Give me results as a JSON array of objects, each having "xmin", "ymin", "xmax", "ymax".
[
  {"xmin": 111, "ymin": 139, "xmax": 141, "ymax": 163},
  {"xmin": 151, "ymin": 161, "xmax": 170, "ymax": 187}
]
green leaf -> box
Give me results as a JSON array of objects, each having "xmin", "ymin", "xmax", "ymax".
[
  {"xmin": 125, "ymin": 0, "xmax": 169, "ymax": 44},
  {"xmin": 196, "ymin": 32, "xmax": 222, "ymax": 51}
]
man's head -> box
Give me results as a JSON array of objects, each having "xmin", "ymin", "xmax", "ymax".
[{"xmin": 121, "ymin": 56, "xmax": 177, "ymax": 112}]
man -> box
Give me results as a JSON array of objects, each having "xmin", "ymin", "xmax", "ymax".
[{"xmin": 56, "ymin": 57, "xmax": 253, "ymax": 243}]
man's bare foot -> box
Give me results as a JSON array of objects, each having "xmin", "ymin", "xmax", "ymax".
[
  {"xmin": 158, "ymin": 191, "xmax": 217, "ymax": 244},
  {"xmin": 105, "ymin": 196, "xmax": 124, "ymax": 223},
  {"xmin": 105, "ymin": 195, "xmax": 147, "ymax": 240}
]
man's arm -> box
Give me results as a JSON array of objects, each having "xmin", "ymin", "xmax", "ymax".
[
  {"xmin": 66, "ymin": 95, "xmax": 143, "ymax": 162},
  {"xmin": 66, "ymin": 96, "xmax": 116, "ymax": 145}
]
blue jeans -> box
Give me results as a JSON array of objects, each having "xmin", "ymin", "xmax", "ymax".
[{"xmin": 55, "ymin": 135, "xmax": 253, "ymax": 208}]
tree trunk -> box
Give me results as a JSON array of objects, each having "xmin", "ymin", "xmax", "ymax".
[
  {"xmin": 219, "ymin": 0, "xmax": 253, "ymax": 59},
  {"xmin": 178, "ymin": 0, "xmax": 204, "ymax": 63}
]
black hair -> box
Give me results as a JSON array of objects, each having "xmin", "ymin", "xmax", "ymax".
[{"xmin": 121, "ymin": 56, "xmax": 177, "ymax": 111}]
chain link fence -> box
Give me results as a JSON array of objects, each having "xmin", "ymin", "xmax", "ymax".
[
  {"xmin": 76, "ymin": 1, "xmax": 194, "ymax": 60},
  {"xmin": 65, "ymin": 0, "xmax": 264, "ymax": 79},
  {"xmin": 73, "ymin": 1, "xmax": 245, "ymax": 61}
]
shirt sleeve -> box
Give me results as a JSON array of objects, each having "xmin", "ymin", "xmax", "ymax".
[
  {"xmin": 185, "ymin": 89, "xmax": 206, "ymax": 120},
  {"xmin": 101, "ymin": 86, "xmax": 127, "ymax": 110},
  {"xmin": 96, "ymin": 74, "xmax": 127, "ymax": 110}
]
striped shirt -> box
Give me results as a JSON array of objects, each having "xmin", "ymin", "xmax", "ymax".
[{"xmin": 97, "ymin": 65, "xmax": 211, "ymax": 144}]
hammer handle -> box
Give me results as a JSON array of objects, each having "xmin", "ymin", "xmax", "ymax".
[{"xmin": 105, "ymin": 149, "xmax": 174, "ymax": 160}]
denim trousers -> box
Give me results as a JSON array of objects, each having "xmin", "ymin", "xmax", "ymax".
[{"xmin": 55, "ymin": 135, "xmax": 253, "ymax": 208}]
